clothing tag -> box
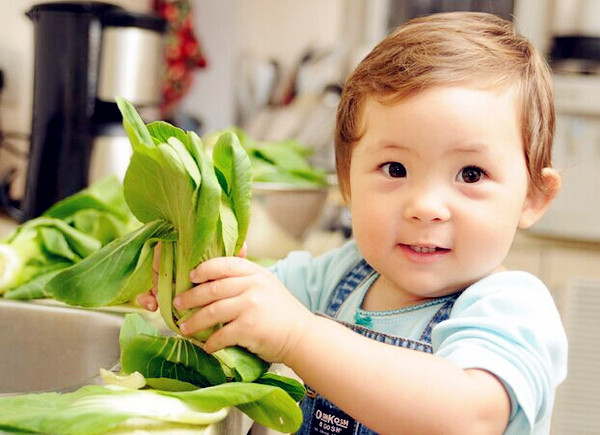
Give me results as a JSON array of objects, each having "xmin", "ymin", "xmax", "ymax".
[
  {"xmin": 354, "ymin": 311, "xmax": 372, "ymax": 327},
  {"xmin": 309, "ymin": 398, "xmax": 357, "ymax": 435}
]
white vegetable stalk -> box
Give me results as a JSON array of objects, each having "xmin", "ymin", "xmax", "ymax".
[
  {"xmin": 75, "ymin": 387, "xmax": 229, "ymax": 425},
  {"xmin": 0, "ymin": 232, "xmax": 43, "ymax": 294}
]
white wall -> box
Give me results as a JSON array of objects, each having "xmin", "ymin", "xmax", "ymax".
[{"xmin": 180, "ymin": 0, "xmax": 345, "ymax": 133}]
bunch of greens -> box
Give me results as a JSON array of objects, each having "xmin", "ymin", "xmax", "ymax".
[
  {"xmin": 205, "ymin": 127, "xmax": 328, "ymax": 187},
  {"xmin": 0, "ymin": 313, "xmax": 304, "ymax": 434},
  {"xmin": 47, "ymin": 98, "xmax": 266, "ymax": 381},
  {"xmin": 0, "ymin": 176, "xmax": 137, "ymax": 300},
  {"xmin": 34, "ymin": 98, "xmax": 305, "ymax": 431}
]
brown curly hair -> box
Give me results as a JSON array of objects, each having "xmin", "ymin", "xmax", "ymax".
[{"xmin": 335, "ymin": 12, "xmax": 555, "ymax": 200}]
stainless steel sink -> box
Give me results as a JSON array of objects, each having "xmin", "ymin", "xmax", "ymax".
[{"xmin": 0, "ymin": 300, "xmax": 123, "ymax": 394}]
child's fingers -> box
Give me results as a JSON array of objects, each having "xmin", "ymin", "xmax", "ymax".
[
  {"xmin": 180, "ymin": 297, "xmax": 241, "ymax": 337},
  {"xmin": 202, "ymin": 322, "xmax": 241, "ymax": 354},
  {"xmin": 137, "ymin": 290, "xmax": 157, "ymax": 311},
  {"xmin": 189, "ymin": 256, "xmax": 257, "ymax": 283},
  {"xmin": 174, "ymin": 276, "xmax": 244, "ymax": 310},
  {"xmin": 237, "ymin": 243, "xmax": 248, "ymax": 258}
]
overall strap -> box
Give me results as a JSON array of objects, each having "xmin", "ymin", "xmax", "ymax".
[
  {"xmin": 419, "ymin": 292, "xmax": 461, "ymax": 343},
  {"xmin": 324, "ymin": 259, "xmax": 375, "ymax": 317},
  {"xmin": 323, "ymin": 257, "xmax": 462, "ymax": 345}
]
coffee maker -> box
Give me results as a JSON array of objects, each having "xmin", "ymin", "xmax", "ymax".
[{"xmin": 20, "ymin": 1, "xmax": 166, "ymax": 221}]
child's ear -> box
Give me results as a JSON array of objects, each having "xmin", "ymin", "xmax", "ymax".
[{"xmin": 518, "ymin": 168, "xmax": 561, "ymax": 229}]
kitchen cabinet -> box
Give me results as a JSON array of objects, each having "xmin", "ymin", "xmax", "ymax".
[{"xmin": 505, "ymin": 230, "xmax": 600, "ymax": 312}]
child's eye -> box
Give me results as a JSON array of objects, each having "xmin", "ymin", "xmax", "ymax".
[
  {"xmin": 457, "ymin": 166, "xmax": 485, "ymax": 183},
  {"xmin": 381, "ymin": 162, "xmax": 407, "ymax": 178}
]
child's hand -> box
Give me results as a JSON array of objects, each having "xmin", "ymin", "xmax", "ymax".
[
  {"xmin": 176, "ymin": 256, "xmax": 313, "ymax": 364},
  {"xmin": 136, "ymin": 243, "xmax": 249, "ymax": 312}
]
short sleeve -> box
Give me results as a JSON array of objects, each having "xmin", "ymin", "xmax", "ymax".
[{"xmin": 432, "ymin": 271, "xmax": 568, "ymax": 434}]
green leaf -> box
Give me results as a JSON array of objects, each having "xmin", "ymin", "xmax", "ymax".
[
  {"xmin": 38, "ymin": 227, "xmax": 81, "ymax": 262},
  {"xmin": 250, "ymin": 141, "xmax": 312, "ymax": 171},
  {"xmin": 188, "ymin": 132, "xmax": 221, "ymax": 265},
  {"xmin": 144, "ymin": 377, "xmax": 199, "ymax": 392},
  {"xmin": 119, "ymin": 312, "xmax": 161, "ymax": 349},
  {"xmin": 173, "ymin": 382, "xmax": 303, "ymax": 432},
  {"xmin": 0, "ymin": 385, "xmax": 228, "ymax": 434},
  {"xmin": 217, "ymin": 194, "xmax": 238, "ymax": 257},
  {"xmin": 69, "ymin": 209, "xmax": 132, "ymax": 246},
  {"xmin": 166, "ymin": 136, "xmax": 201, "ymax": 187},
  {"xmin": 116, "ymin": 96, "xmax": 155, "ymax": 152},
  {"xmin": 121, "ymin": 334, "xmax": 227, "ymax": 388},
  {"xmin": 119, "ymin": 314, "xmax": 228, "ymax": 388},
  {"xmin": 0, "ymin": 381, "xmax": 303, "ymax": 434},
  {"xmin": 46, "ymin": 220, "xmax": 175, "ymax": 307},
  {"xmin": 147, "ymin": 120, "xmax": 189, "ymax": 147},
  {"xmin": 123, "ymin": 145, "xmax": 196, "ymax": 228},
  {"xmin": 256, "ymin": 372, "xmax": 306, "ymax": 403},
  {"xmin": 3, "ymin": 268, "xmax": 65, "ymax": 300},
  {"xmin": 212, "ymin": 131, "xmax": 252, "ymax": 253},
  {"xmin": 13, "ymin": 218, "xmax": 102, "ymax": 259},
  {"xmin": 212, "ymin": 346, "xmax": 270, "ymax": 383},
  {"xmin": 43, "ymin": 175, "xmax": 131, "ymax": 223}
]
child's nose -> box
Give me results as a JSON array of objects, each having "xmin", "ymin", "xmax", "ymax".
[{"xmin": 403, "ymin": 186, "xmax": 451, "ymax": 223}]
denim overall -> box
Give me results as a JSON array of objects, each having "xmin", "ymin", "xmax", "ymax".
[{"xmin": 296, "ymin": 259, "xmax": 460, "ymax": 435}]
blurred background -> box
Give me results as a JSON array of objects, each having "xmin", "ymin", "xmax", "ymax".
[{"xmin": 0, "ymin": 1, "xmax": 599, "ymax": 432}]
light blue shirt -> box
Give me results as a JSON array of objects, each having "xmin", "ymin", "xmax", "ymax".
[{"xmin": 271, "ymin": 240, "xmax": 568, "ymax": 434}]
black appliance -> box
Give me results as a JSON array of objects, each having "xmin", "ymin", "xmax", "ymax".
[{"xmin": 19, "ymin": 1, "xmax": 166, "ymax": 221}]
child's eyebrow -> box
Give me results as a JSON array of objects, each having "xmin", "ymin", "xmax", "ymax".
[
  {"xmin": 444, "ymin": 143, "xmax": 491, "ymax": 156},
  {"xmin": 371, "ymin": 141, "xmax": 415, "ymax": 154}
]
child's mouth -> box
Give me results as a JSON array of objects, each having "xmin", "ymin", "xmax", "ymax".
[
  {"xmin": 399, "ymin": 244, "xmax": 451, "ymax": 263},
  {"xmin": 407, "ymin": 245, "xmax": 449, "ymax": 254},
  {"xmin": 410, "ymin": 246, "xmax": 437, "ymax": 254}
]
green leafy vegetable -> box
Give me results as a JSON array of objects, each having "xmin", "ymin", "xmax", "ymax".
[
  {"xmin": 0, "ymin": 176, "xmax": 137, "ymax": 299},
  {"xmin": 204, "ymin": 127, "xmax": 328, "ymax": 186},
  {"xmin": 0, "ymin": 385, "xmax": 229, "ymax": 434},
  {"xmin": 119, "ymin": 314, "xmax": 228, "ymax": 388},
  {"xmin": 0, "ymin": 380, "xmax": 304, "ymax": 434},
  {"xmin": 47, "ymin": 220, "xmax": 176, "ymax": 307},
  {"xmin": 0, "ymin": 313, "xmax": 305, "ymax": 434},
  {"xmin": 45, "ymin": 99, "xmax": 269, "ymax": 382},
  {"xmin": 33, "ymin": 99, "xmax": 305, "ymax": 432}
]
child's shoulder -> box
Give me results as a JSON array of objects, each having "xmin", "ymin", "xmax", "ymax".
[{"xmin": 454, "ymin": 270, "xmax": 558, "ymax": 318}]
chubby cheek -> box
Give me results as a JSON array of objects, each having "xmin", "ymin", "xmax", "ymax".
[
  {"xmin": 349, "ymin": 188, "xmax": 395, "ymax": 256},
  {"xmin": 458, "ymin": 204, "xmax": 520, "ymax": 270}
]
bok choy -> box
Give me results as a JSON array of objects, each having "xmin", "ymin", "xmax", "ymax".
[
  {"xmin": 0, "ymin": 313, "xmax": 304, "ymax": 434},
  {"xmin": 0, "ymin": 176, "xmax": 136, "ymax": 299},
  {"xmin": 0, "ymin": 381, "xmax": 303, "ymax": 434},
  {"xmin": 45, "ymin": 98, "xmax": 268, "ymax": 382},
  {"xmin": 1, "ymin": 100, "xmax": 306, "ymax": 433}
]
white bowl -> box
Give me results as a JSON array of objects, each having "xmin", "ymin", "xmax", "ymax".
[{"xmin": 246, "ymin": 182, "xmax": 329, "ymax": 259}]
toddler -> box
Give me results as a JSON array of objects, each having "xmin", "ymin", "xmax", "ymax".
[{"xmin": 142, "ymin": 11, "xmax": 567, "ymax": 434}]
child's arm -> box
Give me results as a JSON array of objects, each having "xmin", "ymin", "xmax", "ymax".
[{"xmin": 176, "ymin": 256, "xmax": 511, "ymax": 434}]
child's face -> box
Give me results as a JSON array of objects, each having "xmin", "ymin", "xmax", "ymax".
[{"xmin": 349, "ymin": 85, "xmax": 536, "ymax": 303}]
